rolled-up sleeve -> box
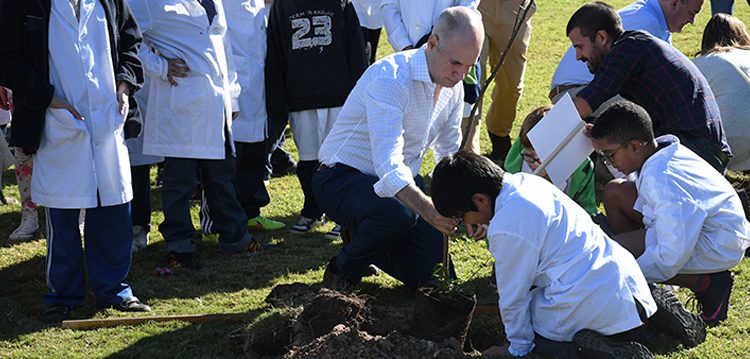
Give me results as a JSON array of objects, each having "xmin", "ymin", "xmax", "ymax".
[{"xmin": 365, "ymin": 77, "xmax": 414, "ymax": 198}]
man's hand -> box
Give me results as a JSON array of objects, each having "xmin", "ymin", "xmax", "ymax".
[
  {"xmin": 116, "ymin": 82, "xmax": 130, "ymax": 116},
  {"xmin": 165, "ymin": 58, "xmax": 190, "ymax": 86},
  {"xmin": 49, "ymin": 96, "xmax": 83, "ymax": 120},
  {"xmin": 481, "ymin": 343, "xmax": 515, "ymax": 358},
  {"xmin": 583, "ymin": 122, "xmax": 594, "ymax": 139},
  {"xmin": 466, "ymin": 223, "xmax": 488, "ymax": 240},
  {"xmin": 0, "ymin": 87, "xmax": 12, "ymax": 112},
  {"xmin": 395, "ymin": 184, "xmax": 458, "ymax": 235}
]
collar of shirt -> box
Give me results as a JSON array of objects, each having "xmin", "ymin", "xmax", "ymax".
[{"xmin": 645, "ymin": 0, "xmax": 670, "ymax": 40}]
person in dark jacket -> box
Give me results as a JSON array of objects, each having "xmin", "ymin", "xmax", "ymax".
[
  {"xmin": 266, "ymin": 0, "xmax": 368, "ymax": 237},
  {"xmin": 0, "ymin": 0, "xmax": 150, "ymax": 323}
]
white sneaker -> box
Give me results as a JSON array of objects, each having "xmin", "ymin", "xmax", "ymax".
[
  {"xmin": 9, "ymin": 207, "xmax": 39, "ymax": 241},
  {"xmin": 132, "ymin": 225, "xmax": 149, "ymax": 252},
  {"xmin": 289, "ymin": 216, "xmax": 324, "ymax": 234},
  {"xmin": 323, "ymin": 224, "xmax": 341, "ymax": 239}
]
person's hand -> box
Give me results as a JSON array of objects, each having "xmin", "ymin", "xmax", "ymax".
[
  {"xmin": 116, "ymin": 82, "xmax": 130, "ymax": 116},
  {"xmin": 165, "ymin": 58, "xmax": 190, "ymax": 86},
  {"xmin": 0, "ymin": 87, "xmax": 12, "ymax": 111},
  {"xmin": 232, "ymin": 111, "xmax": 239, "ymax": 119},
  {"xmin": 481, "ymin": 343, "xmax": 514, "ymax": 358},
  {"xmin": 466, "ymin": 223, "xmax": 488, "ymax": 240},
  {"xmin": 425, "ymin": 209, "xmax": 459, "ymax": 235},
  {"xmin": 49, "ymin": 96, "xmax": 83, "ymax": 120}
]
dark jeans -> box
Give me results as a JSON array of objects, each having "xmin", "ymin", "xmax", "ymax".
[
  {"xmin": 130, "ymin": 164, "xmax": 152, "ymax": 229},
  {"xmin": 298, "ymin": 160, "xmax": 323, "ymax": 219},
  {"xmin": 533, "ymin": 300, "xmax": 651, "ymax": 358},
  {"xmin": 160, "ymin": 152, "xmax": 251, "ymax": 254},
  {"xmin": 711, "ymin": 0, "xmax": 750, "ymax": 14},
  {"xmin": 235, "ymin": 141, "xmax": 270, "ymax": 219},
  {"xmin": 312, "ymin": 163, "xmax": 443, "ymax": 287}
]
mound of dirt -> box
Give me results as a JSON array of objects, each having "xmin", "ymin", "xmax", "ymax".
[
  {"xmin": 284, "ymin": 324, "xmax": 470, "ymax": 359},
  {"xmin": 265, "ymin": 283, "xmax": 319, "ymax": 308},
  {"xmin": 293, "ymin": 288, "xmax": 371, "ymax": 345},
  {"xmin": 245, "ymin": 307, "xmax": 301, "ymax": 355}
]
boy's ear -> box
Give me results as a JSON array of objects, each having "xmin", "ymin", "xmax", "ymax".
[{"xmin": 471, "ymin": 193, "xmax": 491, "ymax": 207}]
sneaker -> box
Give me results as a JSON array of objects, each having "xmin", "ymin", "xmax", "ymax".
[
  {"xmin": 132, "ymin": 225, "xmax": 149, "ymax": 252},
  {"xmin": 289, "ymin": 216, "xmax": 324, "ymax": 234},
  {"xmin": 245, "ymin": 239, "xmax": 279, "ymax": 253},
  {"xmin": 323, "ymin": 224, "xmax": 341, "ymax": 239},
  {"xmin": 41, "ymin": 304, "xmax": 71, "ymax": 324},
  {"xmin": 322, "ymin": 257, "xmax": 356, "ymax": 292},
  {"xmin": 649, "ymin": 286, "xmax": 706, "ymax": 347},
  {"xmin": 247, "ymin": 216, "xmax": 286, "ymax": 231},
  {"xmin": 169, "ymin": 252, "xmax": 201, "ymax": 271},
  {"xmin": 112, "ymin": 296, "xmax": 151, "ymax": 312},
  {"xmin": 694, "ymin": 271, "xmax": 734, "ymax": 326},
  {"xmin": 9, "ymin": 207, "xmax": 39, "ymax": 241},
  {"xmin": 201, "ymin": 231, "xmax": 218, "ymax": 242},
  {"xmin": 573, "ymin": 329, "xmax": 654, "ymax": 359}
]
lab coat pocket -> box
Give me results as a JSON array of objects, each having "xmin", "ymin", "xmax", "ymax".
[
  {"xmin": 169, "ymin": 76, "xmax": 212, "ymax": 119},
  {"xmin": 45, "ymin": 108, "xmax": 88, "ymax": 146}
]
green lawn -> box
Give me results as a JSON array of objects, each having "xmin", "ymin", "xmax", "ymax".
[{"xmin": 1, "ymin": 1, "xmax": 749, "ymax": 357}]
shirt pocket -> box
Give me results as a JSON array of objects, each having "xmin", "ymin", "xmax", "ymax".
[
  {"xmin": 169, "ymin": 76, "xmax": 212, "ymax": 118},
  {"xmin": 44, "ymin": 108, "xmax": 88, "ymax": 146}
]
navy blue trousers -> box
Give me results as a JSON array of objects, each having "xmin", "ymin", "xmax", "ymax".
[
  {"xmin": 312, "ymin": 164, "xmax": 443, "ymax": 287},
  {"xmin": 44, "ymin": 203, "xmax": 133, "ymax": 308}
]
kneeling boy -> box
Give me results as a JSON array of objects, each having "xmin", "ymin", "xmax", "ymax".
[
  {"xmin": 431, "ymin": 151, "xmax": 704, "ymax": 358},
  {"xmin": 591, "ymin": 101, "xmax": 750, "ymax": 326}
]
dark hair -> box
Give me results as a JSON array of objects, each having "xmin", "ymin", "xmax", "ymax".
[
  {"xmin": 566, "ymin": 2, "xmax": 623, "ymax": 42},
  {"xmin": 519, "ymin": 105, "xmax": 553, "ymax": 148},
  {"xmin": 590, "ymin": 101, "xmax": 654, "ymax": 145},
  {"xmin": 431, "ymin": 151, "xmax": 504, "ymax": 218},
  {"xmin": 699, "ymin": 13, "xmax": 750, "ymax": 55}
]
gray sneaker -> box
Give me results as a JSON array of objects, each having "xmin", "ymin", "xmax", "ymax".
[
  {"xmin": 132, "ymin": 225, "xmax": 149, "ymax": 252},
  {"xmin": 289, "ymin": 216, "xmax": 324, "ymax": 233}
]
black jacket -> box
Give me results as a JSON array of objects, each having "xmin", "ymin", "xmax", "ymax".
[
  {"xmin": 0, "ymin": 0, "xmax": 143, "ymax": 154},
  {"xmin": 265, "ymin": 0, "xmax": 367, "ymax": 138}
]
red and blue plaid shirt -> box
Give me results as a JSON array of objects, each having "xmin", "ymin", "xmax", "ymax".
[{"xmin": 578, "ymin": 30, "xmax": 731, "ymax": 156}]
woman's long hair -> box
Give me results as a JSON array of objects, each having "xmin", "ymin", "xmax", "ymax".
[{"xmin": 698, "ymin": 14, "xmax": 750, "ymax": 56}]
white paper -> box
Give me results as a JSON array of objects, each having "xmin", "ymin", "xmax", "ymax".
[{"xmin": 526, "ymin": 93, "xmax": 594, "ymax": 188}]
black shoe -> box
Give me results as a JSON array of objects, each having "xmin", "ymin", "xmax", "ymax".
[
  {"xmin": 649, "ymin": 286, "xmax": 706, "ymax": 347},
  {"xmin": 487, "ymin": 132, "xmax": 511, "ymax": 165},
  {"xmin": 112, "ymin": 297, "xmax": 151, "ymax": 312},
  {"xmin": 271, "ymin": 161, "xmax": 297, "ymax": 178},
  {"xmin": 694, "ymin": 271, "xmax": 734, "ymax": 326},
  {"xmin": 169, "ymin": 252, "xmax": 201, "ymax": 271},
  {"xmin": 574, "ymin": 329, "xmax": 654, "ymax": 359},
  {"xmin": 41, "ymin": 304, "xmax": 71, "ymax": 323},
  {"xmin": 322, "ymin": 257, "xmax": 356, "ymax": 292}
]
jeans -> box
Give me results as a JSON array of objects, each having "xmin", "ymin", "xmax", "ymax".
[
  {"xmin": 711, "ymin": 0, "xmax": 750, "ymax": 14},
  {"xmin": 160, "ymin": 153, "xmax": 251, "ymax": 254},
  {"xmin": 130, "ymin": 164, "xmax": 152, "ymax": 229},
  {"xmin": 312, "ymin": 163, "xmax": 443, "ymax": 287},
  {"xmin": 44, "ymin": 203, "xmax": 133, "ymax": 308}
]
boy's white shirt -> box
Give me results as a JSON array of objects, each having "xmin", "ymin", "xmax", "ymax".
[
  {"xmin": 488, "ymin": 173, "xmax": 656, "ymax": 356},
  {"xmin": 634, "ymin": 135, "xmax": 750, "ymax": 283}
]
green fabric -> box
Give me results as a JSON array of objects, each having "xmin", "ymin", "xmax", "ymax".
[
  {"xmin": 503, "ymin": 139, "xmax": 598, "ymax": 215},
  {"xmin": 463, "ymin": 65, "xmax": 478, "ymax": 85}
]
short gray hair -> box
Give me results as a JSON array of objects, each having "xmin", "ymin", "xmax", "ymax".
[{"xmin": 432, "ymin": 6, "xmax": 483, "ymax": 44}]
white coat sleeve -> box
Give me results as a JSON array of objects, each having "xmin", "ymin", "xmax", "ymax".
[
  {"xmin": 222, "ymin": 31, "xmax": 241, "ymax": 112},
  {"xmin": 489, "ymin": 231, "xmax": 539, "ymax": 356},
  {"xmin": 637, "ymin": 179, "xmax": 707, "ymax": 283},
  {"xmin": 381, "ymin": 0, "xmax": 413, "ymax": 51},
  {"xmin": 129, "ymin": 1, "xmax": 168, "ymax": 81}
]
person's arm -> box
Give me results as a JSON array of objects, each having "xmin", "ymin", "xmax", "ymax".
[
  {"xmin": 396, "ymin": 184, "xmax": 457, "ymax": 234},
  {"xmin": 114, "ymin": 0, "xmax": 144, "ymax": 94},
  {"xmin": 636, "ymin": 178, "xmax": 707, "ymax": 283},
  {"xmin": 344, "ymin": 0, "xmax": 369, "ymax": 86},
  {"xmin": 221, "ymin": 18, "xmax": 241, "ymax": 116},
  {"xmin": 264, "ymin": 0, "xmax": 289, "ymax": 143},
  {"xmin": 489, "ymin": 231, "xmax": 540, "ymax": 357},
  {"xmin": 574, "ymin": 38, "xmax": 640, "ymax": 119},
  {"xmin": 0, "ymin": 0, "xmax": 55, "ymax": 112},
  {"xmin": 381, "ymin": 0, "xmax": 412, "ymax": 51}
]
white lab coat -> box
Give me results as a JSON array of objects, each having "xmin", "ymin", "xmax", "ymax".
[
  {"xmin": 130, "ymin": 0, "xmax": 241, "ymax": 160},
  {"xmin": 32, "ymin": 0, "xmax": 132, "ymax": 209},
  {"xmin": 224, "ymin": 0, "xmax": 267, "ymax": 144},
  {"xmin": 381, "ymin": 0, "xmax": 478, "ymax": 51},
  {"xmin": 352, "ymin": 0, "xmax": 384, "ymax": 29}
]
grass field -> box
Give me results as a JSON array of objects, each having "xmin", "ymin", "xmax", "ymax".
[{"xmin": 1, "ymin": 1, "xmax": 749, "ymax": 357}]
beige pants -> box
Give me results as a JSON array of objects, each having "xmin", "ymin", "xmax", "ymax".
[{"xmin": 479, "ymin": 0, "xmax": 535, "ymax": 138}]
